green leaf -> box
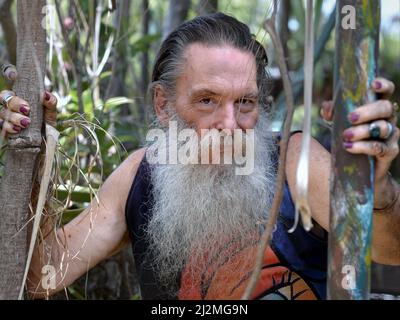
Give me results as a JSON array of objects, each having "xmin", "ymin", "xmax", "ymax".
[
  {"xmin": 61, "ymin": 208, "xmax": 85, "ymax": 224},
  {"xmin": 104, "ymin": 96, "xmax": 134, "ymax": 112},
  {"xmin": 100, "ymin": 71, "xmax": 112, "ymax": 80},
  {"xmin": 56, "ymin": 186, "xmax": 96, "ymax": 203},
  {"xmin": 83, "ymin": 89, "xmax": 94, "ymax": 120},
  {"xmin": 67, "ymin": 285, "xmax": 86, "ymax": 300}
]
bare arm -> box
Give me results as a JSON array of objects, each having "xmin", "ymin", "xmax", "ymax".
[
  {"xmin": 27, "ymin": 148, "xmax": 146, "ymax": 298},
  {"xmin": 371, "ymin": 177, "xmax": 400, "ymax": 265},
  {"xmin": 286, "ymin": 133, "xmax": 400, "ymax": 265},
  {"xmin": 286, "ymin": 132, "xmax": 331, "ymax": 231}
]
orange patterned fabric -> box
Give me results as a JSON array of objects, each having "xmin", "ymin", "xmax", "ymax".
[{"xmin": 179, "ymin": 244, "xmax": 318, "ymax": 300}]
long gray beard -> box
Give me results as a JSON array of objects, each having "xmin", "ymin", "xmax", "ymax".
[{"xmin": 145, "ymin": 110, "xmax": 277, "ymax": 294}]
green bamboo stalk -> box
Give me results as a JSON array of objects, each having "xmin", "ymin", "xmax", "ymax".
[{"xmin": 328, "ymin": 0, "xmax": 380, "ymax": 300}]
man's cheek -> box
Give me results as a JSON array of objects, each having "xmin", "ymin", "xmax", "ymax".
[{"xmin": 237, "ymin": 113, "xmax": 259, "ymax": 130}]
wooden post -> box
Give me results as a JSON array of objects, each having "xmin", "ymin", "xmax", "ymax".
[
  {"xmin": 0, "ymin": 0, "xmax": 46, "ymax": 299},
  {"xmin": 328, "ymin": 0, "xmax": 380, "ymax": 300}
]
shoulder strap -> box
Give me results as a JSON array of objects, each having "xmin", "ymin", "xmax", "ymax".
[{"xmin": 125, "ymin": 158, "xmax": 180, "ymax": 299}]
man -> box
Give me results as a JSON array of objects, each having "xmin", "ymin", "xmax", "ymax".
[{"xmin": 1, "ymin": 13, "xmax": 399, "ymax": 300}]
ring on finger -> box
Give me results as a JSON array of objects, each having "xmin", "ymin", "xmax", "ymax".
[
  {"xmin": 382, "ymin": 122, "xmax": 394, "ymax": 140},
  {"xmin": 369, "ymin": 122, "xmax": 381, "ymax": 139},
  {"xmin": 1, "ymin": 63, "xmax": 14, "ymax": 75},
  {"xmin": 0, "ymin": 90, "xmax": 15, "ymax": 108}
]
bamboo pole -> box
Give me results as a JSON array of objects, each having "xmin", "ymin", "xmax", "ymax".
[{"xmin": 328, "ymin": 0, "xmax": 380, "ymax": 300}]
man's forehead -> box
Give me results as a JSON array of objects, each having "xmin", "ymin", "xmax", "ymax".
[
  {"xmin": 181, "ymin": 43, "xmax": 258, "ymax": 94},
  {"xmin": 184, "ymin": 43, "xmax": 257, "ymax": 71}
]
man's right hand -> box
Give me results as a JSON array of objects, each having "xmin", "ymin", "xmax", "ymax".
[{"xmin": 1, "ymin": 64, "xmax": 147, "ymax": 299}]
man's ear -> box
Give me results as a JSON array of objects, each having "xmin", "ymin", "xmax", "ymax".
[{"xmin": 153, "ymin": 85, "xmax": 169, "ymax": 125}]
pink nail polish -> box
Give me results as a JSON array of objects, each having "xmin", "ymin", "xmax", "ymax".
[
  {"xmin": 343, "ymin": 142, "xmax": 353, "ymax": 149},
  {"xmin": 20, "ymin": 118, "xmax": 30, "ymax": 127},
  {"xmin": 44, "ymin": 91, "xmax": 51, "ymax": 101},
  {"xmin": 343, "ymin": 131, "xmax": 354, "ymax": 141},
  {"xmin": 373, "ymin": 81, "xmax": 382, "ymax": 90},
  {"xmin": 8, "ymin": 72, "xmax": 17, "ymax": 81},
  {"xmin": 349, "ymin": 113, "xmax": 359, "ymax": 123},
  {"xmin": 20, "ymin": 105, "xmax": 29, "ymax": 115},
  {"xmin": 13, "ymin": 125, "xmax": 21, "ymax": 132}
]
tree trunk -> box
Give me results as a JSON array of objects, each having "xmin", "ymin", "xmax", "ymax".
[
  {"xmin": 0, "ymin": 0, "xmax": 46, "ymax": 299},
  {"xmin": 328, "ymin": 0, "xmax": 380, "ymax": 300},
  {"xmin": 162, "ymin": 0, "xmax": 191, "ymax": 39}
]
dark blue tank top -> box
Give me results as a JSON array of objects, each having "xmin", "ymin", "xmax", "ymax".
[{"xmin": 125, "ymin": 132, "xmax": 328, "ymax": 300}]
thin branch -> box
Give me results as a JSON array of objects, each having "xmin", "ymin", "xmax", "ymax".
[
  {"xmin": 241, "ymin": 0, "xmax": 297, "ymax": 300},
  {"xmin": 0, "ymin": 0, "xmax": 17, "ymax": 64},
  {"xmin": 54, "ymin": 0, "xmax": 85, "ymax": 115}
]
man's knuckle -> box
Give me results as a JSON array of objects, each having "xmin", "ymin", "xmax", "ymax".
[
  {"xmin": 372, "ymin": 142, "xmax": 385, "ymax": 155},
  {"xmin": 392, "ymin": 144, "xmax": 399, "ymax": 156},
  {"xmin": 380, "ymin": 100, "xmax": 391, "ymax": 113}
]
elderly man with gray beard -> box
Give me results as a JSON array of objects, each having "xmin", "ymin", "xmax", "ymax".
[{"xmin": 1, "ymin": 13, "xmax": 400, "ymax": 300}]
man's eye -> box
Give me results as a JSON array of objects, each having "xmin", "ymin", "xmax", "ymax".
[
  {"xmin": 200, "ymin": 98, "xmax": 212, "ymax": 105},
  {"xmin": 236, "ymin": 99, "xmax": 256, "ymax": 110}
]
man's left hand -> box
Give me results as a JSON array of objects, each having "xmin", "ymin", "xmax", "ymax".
[{"xmin": 320, "ymin": 77, "xmax": 399, "ymax": 184}]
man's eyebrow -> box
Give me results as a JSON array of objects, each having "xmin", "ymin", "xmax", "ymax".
[
  {"xmin": 188, "ymin": 87, "xmax": 259, "ymax": 99},
  {"xmin": 240, "ymin": 92, "xmax": 259, "ymax": 99},
  {"xmin": 188, "ymin": 88, "xmax": 218, "ymax": 97}
]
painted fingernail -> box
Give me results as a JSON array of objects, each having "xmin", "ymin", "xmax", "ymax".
[
  {"xmin": 13, "ymin": 125, "xmax": 21, "ymax": 132},
  {"xmin": 20, "ymin": 105, "xmax": 29, "ymax": 115},
  {"xmin": 44, "ymin": 91, "xmax": 51, "ymax": 101},
  {"xmin": 373, "ymin": 80, "xmax": 382, "ymax": 90},
  {"xmin": 343, "ymin": 142, "xmax": 353, "ymax": 149},
  {"xmin": 343, "ymin": 130, "xmax": 354, "ymax": 141},
  {"xmin": 348, "ymin": 113, "xmax": 359, "ymax": 123},
  {"xmin": 8, "ymin": 72, "xmax": 17, "ymax": 81},
  {"xmin": 20, "ymin": 118, "xmax": 30, "ymax": 127}
]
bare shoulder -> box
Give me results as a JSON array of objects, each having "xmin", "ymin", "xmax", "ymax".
[
  {"xmin": 115, "ymin": 147, "xmax": 147, "ymax": 178},
  {"xmin": 101, "ymin": 147, "xmax": 147, "ymax": 212},
  {"xmin": 286, "ymin": 132, "xmax": 330, "ymax": 169}
]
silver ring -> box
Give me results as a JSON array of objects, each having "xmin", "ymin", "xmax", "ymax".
[
  {"xmin": 383, "ymin": 122, "xmax": 394, "ymax": 140},
  {"xmin": 0, "ymin": 91, "xmax": 14, "ymax": 108},
  {"xmin": 1, "ymin": 63, "xmax": 13, "ymax": 75}
]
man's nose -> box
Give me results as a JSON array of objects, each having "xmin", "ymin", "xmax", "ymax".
[{"xmin": 214, "ymin": 102, "xmax": 238, "ymax": 130}]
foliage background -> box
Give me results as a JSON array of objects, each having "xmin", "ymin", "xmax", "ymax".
[{"xmin": 0, "ymin": 0, "xmax": 399, "ymax": 299}]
